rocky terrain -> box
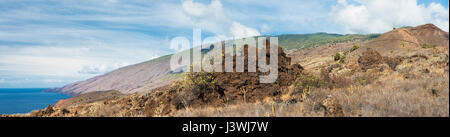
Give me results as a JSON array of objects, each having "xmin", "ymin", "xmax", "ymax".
[{"xmin": 4, "ymin": 24, "xmax": 448, "ymax": 117}]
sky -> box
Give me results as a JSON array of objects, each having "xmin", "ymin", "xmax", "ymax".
[{"xmin": 0, "ymin": 0, "xmax": 448, "ymax": 88}]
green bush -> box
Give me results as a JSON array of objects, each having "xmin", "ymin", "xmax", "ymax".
[
  {"xmin": 174, "ymin": 70, "xmax": 217, "ymax": 108},
  {"xmin": 422, "ymin": 43, "xmax": 434, "ymax": 49},
  {"xmin": 333, "ymin": 45, "xmax": 358, "ymax": 64},
  {"xmin": 183, "ymin": 71, "xmax": 217, "ymax": 89},
  {"xmin": 339, "ymin": 56, "xmax": 346, "ymax": 64},
  {"xmin": 422, "ymin": 43, "xmax": 428, "ymax": 48},
  {"xmin": 350, "ymin": 45, "xmax": 360, "ymax": 52},
  {"xmin": 295, "ymin": 75, "xmax": 325, "ymax": 89},
  {"xmin": 343, "ymin": 51, "xmax": 349, "ymax": 56},
  {"xmin": 334, "ymin": 53, "xmax": 341, "ymax": 61},
  {"xmin": 334, "ymin": 52, "xmax": 346, "ymax": 64},
  {"xmin": 294, "ymin": 75, "xmax": 325, "ymax": 101}
]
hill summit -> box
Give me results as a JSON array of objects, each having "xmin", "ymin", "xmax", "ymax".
[{"xmin": 364, "ymin": 24, "xmax": 449, "ymax": 56}]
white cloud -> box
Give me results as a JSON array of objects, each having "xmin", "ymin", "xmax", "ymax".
[
  {"xmin": 181, "ymin": 0, "xmax": 260, "ymax": 39},
  {"xmin": 182, "ymin": 0, "xmax": 223, "ymax": 18},
  {"xmin": 0, "ymin": 79, "xmax": 4, "ymax": 83},
  {"xmin": 330, "ymin": 0, "xmax": 449, "ymax": 33},
  {"xmin": 0, "ymin": 30, "xmax": 163, "ymax": 77},
  {"xmin": 0, "ymin": 45, "xmax": 140, "ymax": 77},
  {"xmin": 41, "ymin": 79, "xmax": 64, "ymax": 83},
  {"xmin": 230, "ymin": 22, "xmax": 261, "ymax": 39},
  {"xmin": 223, "ymin": 0, "xmax": 336, "ymax": 33},
  {"xmin": 181, "ymin": 0, "xmax": 229, "ymax": 34},
  {"xmin": 0, "ymin": 9, "xmax": 171, "ymax": 83},
  {"xmin": 78, "ymin": 62, "xmax": 129, "ymax": 75}
]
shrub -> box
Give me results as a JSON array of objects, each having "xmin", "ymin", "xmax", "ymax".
[
  {"xmin": 334, "ymin": 53, "xmax": 341, "ymax": 61},
  {"xmin": 343, "ymin": 51, "xmax": 349, "ymax": 56},
  {"xmin": 339, "ymin": 56, "xmax": 346, "ymax": 64},
  {"xmin": 354, "ymin": 71, "xmax": 379, "ymax": 85},
  {"xmin": 334, "ymin": 52, "xmax": 346, "ymax": 64},
  {"xmin": 383, "ymin": 56, "xmax": 403, "ymax": 70},
  {"xmin": 240, "ymin": 88, "xmax": 248, "ymax": 103},
  {"xmin": 174, "ymin": 70, "xmax": 218, "ymax": 109},
  {"xmin": 295, "ymin": 75, "xmax": 325, "ymax": 90},
  {"xmin": 333, "ymin": 45, "xmax": 357, "ymax": 64},
  {"xmin": 350, "ymin": 45, "xmax": 360, "ymax": 52},
  {"xmin": 183, "ymin": 71, "xmax": 217, "ymax": 89},
  {"xmin": 293, "ymin": 75, "xmax": 326, "ymax": 101},
  {"xmin": 422, "ymin": 43, "xmax": 427, "ymax": 48},
  {"xmin": 320, "ymin": 67, "xmax": 352, "ymax": 89},
  {"xmin": 422, "ymin": 43, "xmax": 433, "ymax": 49}
]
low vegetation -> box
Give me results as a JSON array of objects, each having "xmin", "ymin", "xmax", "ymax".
[
  {"xmin": 174, "ymin": 72, "xmax": 449, "ymax": 117},
  {"xmin": 278, "ymin": 33, "xmax": 378, "ymax": 50},
  {"xmin": 422, "ymin": 43, "xmax": 437, "ymax": 49},
  {"xmin": 334, "ymin": 44, "xmax": 360, "ymax": 64}
]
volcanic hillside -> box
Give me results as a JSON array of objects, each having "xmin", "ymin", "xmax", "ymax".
[
  {"xmin": 47, "ymin": 55, "xmax": 179, "ymax": 95},
  {"xmin": 361, "ymin": 24, "xmax": 449, "ymax": 56}
]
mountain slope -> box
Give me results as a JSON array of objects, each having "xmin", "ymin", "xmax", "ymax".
[
  {"xmin": 278, "ymin": 33, "xmax": 379, "ymax": 50},
  {"xmin": 48, "ymin": 33, "xmax": 382, "ymax": 95},
  {"xmin": 50, "ymin": 55, "xmax": 179, "ymax": 95},
  {"xmin": 360, "ymin": 24, "xmax": 449, "ymax": 56}
]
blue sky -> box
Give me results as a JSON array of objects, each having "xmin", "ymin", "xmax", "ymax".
[{"xmin": 0, "ymin": 0, "xmax": 448, "ymax": 88}]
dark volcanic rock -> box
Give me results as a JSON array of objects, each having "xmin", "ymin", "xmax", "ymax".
[
  {"xmin": 358, "ymin": 48, "xmax": 383, "ymax": 71},
  {"xmin": 166, "ymin": 40, "xmax": 304, "ymax": 111}
]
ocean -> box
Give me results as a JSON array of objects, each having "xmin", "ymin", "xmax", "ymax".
[{"xmin": 0, "ymin": 88, "xmax": 71, "ymax": 114}]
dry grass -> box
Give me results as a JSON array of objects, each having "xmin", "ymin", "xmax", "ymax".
[
  {"xmin": 174, "ymin": 74, "xmax": 449, "ymax": 117},
  {"xmin": 174, "ymin": 102, "xmax": 325, "ymax": 117}
]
